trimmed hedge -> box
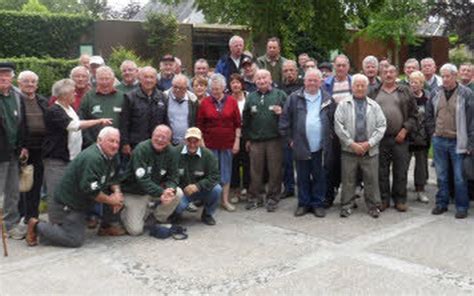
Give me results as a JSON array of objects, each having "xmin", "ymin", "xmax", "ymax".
[
  {"xmin": 0, "ymin": 57, "xmax": 78, "ymax": 96},
  {"xmin": 0, "ymin": 11, "xmax": 93, "ymax": 58}
]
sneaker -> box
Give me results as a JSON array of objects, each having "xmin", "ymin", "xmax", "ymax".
[
  {"xmin": 431, "ymin": 207, "xmax": 448, "ymax": 215},
  {"xmin": 186, "ymin": 202, "xmax": 198, "ymax": 213},
  {"xmin": 368, "ymin": 207, "xmax": 380, "ymax": 218},
  {"xmin": 26, "ymin": 218, "xmax": 39, "ymax": 246},
  {"xmin": 8, "ymin": 218, "xmax": 27, "ymax": 240},
  {"xmin": 201, "ymin": 214, "xmax": 216, "ymax": 226},
  {"xmin": 98, "ymin": 225, "xmax": 127, "ymax": 236},
  {"xmin": 340, "ymin": 208, "xmax": 352, "ymax": 218},
  {"xmin": 313, "ymin": 207, "xmax": 326, "ymax": 218},
  {"xmin": 416, "ymin": 192, "xmax": 429, "ymax": 203},
  {"xmin": 245, "ymin": 200, "xmax": 263, "ymax": 210},
  {"xmin": 455, "ymin": 211, "xmax": 468, "ymax": 219},
  {"xmin": 230, "ymin": 196, "xmax": 240, "ymax": 204},
  {"xmin": 266, "ymin": 200, "xmax": 278, "ymax": 212},
  {"xmin": 222, "ymin": 202, "xmax": 236, "ymax": 212}
]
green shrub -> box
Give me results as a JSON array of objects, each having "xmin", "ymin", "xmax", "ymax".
[
  {"xmin": 0, "ymin": 11, "xmax": 93, "ymax": 58},
  {"xmin": 107, "ymin": 46, "xmax": 152, "ymax": 80},
  {"xmin": 0, "ymin": 57, "xmax": 78, "ymax": 96}
]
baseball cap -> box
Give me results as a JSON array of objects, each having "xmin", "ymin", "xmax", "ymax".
[
  {"xmin": 90, "ymin": 56, "xmax": 105, "ymax": 66},
  {"xmin": 0, "ymin": 62, "xmax": 15, "ymax": 72},
  {"xmin": 185, "ymin": 127, "xmax": 202, "ymax": 140}
]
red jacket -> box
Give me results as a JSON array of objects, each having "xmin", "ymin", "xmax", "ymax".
[{"xmin": 197, "ymin": 95, "xmax": 241, "ymax": 149}]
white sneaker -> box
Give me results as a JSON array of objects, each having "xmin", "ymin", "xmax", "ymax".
[
  {"xmin": 8, "ymin": 218, "xmax": 27, "ymax": 240},
  {"xmin": 417, "ymin": 192, "xmax": 429, "ymax": 203}
]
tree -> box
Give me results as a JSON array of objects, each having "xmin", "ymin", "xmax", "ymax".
[
  {"xmin": 357, "ymin": 0, "xmax": 427, "ymax": 67},
  {"xmin": 120, "ymin": 0, "xmax": 141, "ymax": 19},
  {"xmin": 142, "ymin": 12, "xmax": 183, "ymax": 62},
  {"xmin": 21, "ymin": 0, "xmax": 49, "ymax": 13},
  {"xmin": 81, "ymin": 0, "xmax": 110, "ymax": 19},
  {"xmin": 428, "ymin": 0, "xmax": 474, "ymax": 49}
]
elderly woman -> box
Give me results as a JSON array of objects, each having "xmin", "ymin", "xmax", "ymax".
[
  {"xmin": 192, "ymin": 75, "xmax": 209, "ymax": 104},
  {"xmin": 42, "ymin": 79, "xmax": 112, "ymax": 197},
  {"xmin": 228, "ymin": 73, "xmax": 250, "ymax": 202},
  {"xmin": 49, "ymin": 66, "xmax": 90, "ymax": 111},
  {"xmin": 408, "ymin": 71, "xmax": 430, "ymax": 203},
  {"xmin": 17, "ymin": 71, "xmax": 48, "ymax": 225},
  {"xmin": 197, "ymin": 73, "xmax": 241, "ymax": 211}
]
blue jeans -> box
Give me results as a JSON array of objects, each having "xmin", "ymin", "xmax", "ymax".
[
  {"xmin": 176, "ymin": 184, "xmax": 222, "ymax": 216},
  {"xmin": 283, "ymin": 145, "xmax": 295, "ymax": 192},
  {"xmin": 296, "ymin": 150, "xmax": 327, "ymax": 208},
  {"xmin": 432, "ymin": 136, "xmax": 469, "ymax": 212}
]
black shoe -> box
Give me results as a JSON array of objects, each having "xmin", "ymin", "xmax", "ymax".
[
  {"xmin": 455, "ymin": 211, "xmax": 467, "ymax": 219},
  {"xmin": 245, "ymin": 200, "xmax": 263, "ymax": 210},
  {"xmin": 431, "ymin": 207, "xmax": 448, "ymax": 215},
  {"xmin": 266, "ymin": 200, "xmax": 278, "ymax": 212},
  {"xmin": 313, "ymin": 207, "xmax": 326, "ymax": 218},
  {"xmin": 201, "ymin": 214, "xmax": 216, "ymax": 226},
  {"xmin": 340, "ymin": 208, "xmax": 352, "ymax": 218},
  {"xmin": 323, "ymin": 200, "xmax": 334, "ymax": 209},
  {"xmin": 368, "ymin": 207, "xmax": 380, "ymax": 218},
  {"xmin": 281, "ymin": 190, "xmax": 294, "ymax": 199},
  {"xmin": 294, "ymin": 206, "xmax": 310, "ymax": 217}
]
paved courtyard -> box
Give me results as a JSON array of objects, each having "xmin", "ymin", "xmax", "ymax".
[{"xmin": 1, "ymin": 161, "xmax": 473, "ymax": 295}]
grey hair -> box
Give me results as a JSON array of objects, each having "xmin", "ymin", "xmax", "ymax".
[
  {"xmin": 304, "ymin": 68, "xmax": 323, "ymax": 79},
  {"xmin": 139, "ymin": 66, "xmax": 157, "ymax": 78},
  {"xmin": 229, "ymin": 35, "xmax": 243, "ymax": 47},
  {"xmin": 283, "ymin": 60, "xmax": 298, "ymax": 68},
  {"xmin": 209, "ymin": 73, "xmax": 227, "ymax": 89},
  {"xmin": 404, "ymin": 58, "xmax": 419, "ymax": 69},
  {"xmin": 362, "ymin": 55, "xmax": 378, "ymax": 69},
  {"xmin": 70, "ymin": 66, "xmax": 90, "ymax": 79},
  {"xmin": 420, "ymin": 57, "xmax": 436, "ymax": 67},
  {"xmin": 440, "ymin": 63, "xmax": 458, "ymax": 75},
  {"xmin": 351, "ymin": 73, "xmax": 369, "ymax": 87},
  {"xmin": 194, "ymin": 58, "xmax": 209, "ymax": 67},
  {"xmin": 172, "ymin": 73, "xmax": 189, "ymax": 85},
  {"xmin": 95, "ymin": 66, "xmax": 115, "ymax": 78},
  {"xmin": 334, "ymin": 54, "xmax": 350, "ymax": 65},
  {"xmin": 52, "ymin": 78, "xmax": 75, "ymax": 98},
  {"xmin": 97, "ymin": 126, "xmax": 119, "ymax": 141},
  {"xmin": 18, "ymin": 70, "xmax": 39, "ymax": 82},
  {"xmin": 120, "ymin": 60, "xmax": 137, "ymax": 71}
]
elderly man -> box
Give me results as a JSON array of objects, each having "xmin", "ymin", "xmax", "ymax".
[
  {"xmin": 459, "ymin": 63, "xmax": 474, "ymax": 91},
  {"xmin": 157, "ymin": 54, "xmax": 176, "ymax": 91},
  {"xmin": 0, "ymin": 62, "xmax": 29, "ymax": 239},
  {"xmin": 282, "ymin": 60, "xmax": 303, "ymax": 95},
  {"xmin": 117, "ymin": 60, "xmax": 139, "ymax": 93},
  {"xmin": 120, "ymin": 66, "xmax": 168, "ymax": 155},
  {"xmin": 26, "ymin": 127, "xmax": 124, "ymax": 247},
  {"xmin": 215, "ymin": 35, "xmax": 251, "ymax": 83},
  {"xmin": 303, "ymin": 59, "xmax": 317, "ymax": 73},
  {"xmin": 89, "ymin": 55, "xmax": 105, "ymax": 87},
  {"xmin": 80, "ymin": 66, "xmax": 124, "ymax": 147},
  {"xmin": 335, "ymin": 74, "xmax": 387, "ymax": 218},
  {"xmin": 49, "ymin": 66, "xmax": 91, "ymax": 111},
  {"xmin": 297, "ymin": 53, "xmax": 310, "ymax": 78},
  {"xmin": 174, "ymin": 127, "xmax": 221, "ymax": 225},
  {"xmin": 279, "ymin": 69, "xmax": 334, "ymax": 217},
  {"xmin": 257, "ymin": 37, "xmax": 288, "ymax": 88},
  {"xmin": 17, "ymin": 71, "xmax": 48, "ymax": 226},
  {"xmin": 323, "ymin": 54, "xmax": 352, "ymax": 208},
  {"xmin": 369, "ymin": 65, "xmax": 418, "ymax": 212},
  {"xmin": 243, "ymin": 69, "xmax": 287, "ymax": 212},
  {"xmin": 426, "ymin": 64, "xmax": 473, "ymax": 219},
  {"xmin": 242, "ymin": 57, "xmax": 257, "ymax": 92},
  {"xmin": 194, "ymin": 58, "xmax": 210, "ymax": 78},
  {"xmin": 421, "ymin": 57, "xmax": 442, "ymax": 92},
  {"xmin": 362, "ymin": 55, "xmax": 381, "ymax": 93},
  {"xmin": 120, "ymin": 125, "xmax": 182, "ymax": 235},
  {"xmin": 164, "ymin": 74, "xmax": 199, "ymax": 145},
  {"xmin": 79, "ymin": 54, "xmax": 90, "ymax": 69},
  {"xmin": 403, "ymin": 59, "xmax": 420, "ymax": 80}
]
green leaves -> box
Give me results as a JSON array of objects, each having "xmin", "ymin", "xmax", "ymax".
[{"xmin": 142, "ymin": 12, "xmax": 183, "ymax": 62}]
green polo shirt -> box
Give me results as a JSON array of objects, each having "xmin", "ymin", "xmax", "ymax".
[
  {"xmin": 122, "ymin": 140, "xmax": 178, "ymax": 198},
  {"xmin": 0, "ymin": 91, "xmax": 19, "ymax": 148}
]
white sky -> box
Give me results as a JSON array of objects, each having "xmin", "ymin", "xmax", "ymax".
[{"xmin": 107, "ymin": 0, "xmax": 149, "ymax": 10}]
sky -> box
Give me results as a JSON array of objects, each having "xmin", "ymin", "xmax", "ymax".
[{"xmin": 107, "ymin": 0, "xmax": 149, "ymax": 10}]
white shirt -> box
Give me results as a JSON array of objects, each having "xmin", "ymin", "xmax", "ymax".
[{"xmin": 56, "ymin": 101, "xmax": 82, "ymax": 160}]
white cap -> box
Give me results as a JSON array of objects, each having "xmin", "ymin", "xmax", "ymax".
[{"xmin": 90, "ymin": 56, "xmax": 105, "ymax": 65}]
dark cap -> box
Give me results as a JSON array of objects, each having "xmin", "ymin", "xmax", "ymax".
[
  {"xmin": 318, "ymin": 62, "xmax": 332, "ymax": 71},
  {"xmin": 241, "ymin": 56, "xmax": 252, "ymax": 67},
  {"xmin": 0, "ymin": 62, "xmax": 15, "ymax": 72},
  {"xmin": 161, "ymin": 54, "xmax": 175, "ymax": 62}
]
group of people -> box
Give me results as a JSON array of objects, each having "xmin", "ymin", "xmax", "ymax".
[{"xmin": 0, "ymin": 34, "xmax": 473, "ymax": 249}]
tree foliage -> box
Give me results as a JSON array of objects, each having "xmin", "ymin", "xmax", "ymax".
[
  {"xmin": 0, "ymin": 0, "xmax": 111, "ymax": 18},
  {"xmin": 108, "ymin": 46, "xmax": 152, "ymax": 80},
  {"xmin": 21, "ymin": 0, "xmax": 49, "ymax": 13},
  {"xmin": 142, "ymin": 12, "xmax": 183, "ymax": 62}
]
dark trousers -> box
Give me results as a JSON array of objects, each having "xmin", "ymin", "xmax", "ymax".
[
  {"xmin": 379, "ymin": 136, "xmax": 410, "ymax": 204},
  {"xmin": 230, "ymin": 140, "xmax": 250, "ymax": 189},
  {"xmin": 296, "ymin": 150, "xmax": 326, "ymax": 208},
  {"xmin": 325, "ymin": 138, "xmax": 341, "ymax": 204},
  {"xmin": 283, "ymin": 144, "xmax": 295, "ymax": 193},
  {"xmin": 409, "ymin": 146, "xmax": 429, "ymax": 188},
  {"xmin": 19, "ymin": 148, "xmax": 44, "ymax": 221}
]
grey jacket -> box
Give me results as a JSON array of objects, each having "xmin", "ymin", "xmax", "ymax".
[
  {"xmin": 334, "ymin": 96, "xmax": 387, "ymax": 156},
  {"xmin": 426, "ymin": 84, "xmax": 474, "ymax": 153}
]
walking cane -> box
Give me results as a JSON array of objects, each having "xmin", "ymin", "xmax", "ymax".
[{"xmin": 0, "ymin": 208, "xmax": 8, "ymax": 257}]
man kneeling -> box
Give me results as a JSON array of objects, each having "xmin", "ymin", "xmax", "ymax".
[
  {"xmin": 26, "ymin": 127, "xmax": 124, "ymax": 247},
  {"xmin": 121, "ymin": 125, "xmax": 182, "ymax": 236}
]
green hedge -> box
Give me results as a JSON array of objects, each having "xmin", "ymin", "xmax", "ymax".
[
  {"xmin": 0, "ymin": 11, "xmax": 93, "ymax": 58},
  {"xmin": 0, "ymin": 57, "xmax": 78, "ymax": 96}
]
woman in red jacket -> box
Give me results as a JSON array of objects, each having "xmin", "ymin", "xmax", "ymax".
[{"xmin": 197, "ymin": 73, "xmax": 241, "ymax": 211}]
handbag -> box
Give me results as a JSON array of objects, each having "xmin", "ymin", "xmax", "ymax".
[
  {"xmin": 19, "ymin": 158, "xmax": 34, "ymax": 193},
  {"xmin": 463, "ymin": 154, "xmax": 474, "ymax": 181}
]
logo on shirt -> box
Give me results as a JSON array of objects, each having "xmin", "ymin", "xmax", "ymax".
[
  {"xmin": 160, "ymin": 169, "xmax": 167, "ymax": 175},
  {"xmin": 90, "ymin": 181, "xmax": 99, "ymax": 190},
  {"xmin": 194, "ymin": 171, "xmax": 204, "ymax": 176},
  {"xmin": 251, "ymin": 105, "xmax": 258, "ymax": 113},
  {"xmin": 135, "ymin": 168, "xmax": 146, "ymax": 178},
  {"xmin": 178, "ymin": 168, "xmax": 184, "ymax": 175},
  {"xmin": 113, "ymin": 107, "xmax": 122, "ymax": 113},
  {"xmin": 92, "ymin": 105, "xmax": 103, "ymax": 114}
]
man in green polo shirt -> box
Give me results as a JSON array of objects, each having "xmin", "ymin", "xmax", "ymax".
[
  {"xmin": 0, "ymin": 62, "xmax": 29, "ymax": 240},
  {"xmin": 116, "ymin": 60, "xmax": 139, "ymax": 93},
  {"xmin": 26, "ymin": 127, "xmax": 124, "ymax": 248}
]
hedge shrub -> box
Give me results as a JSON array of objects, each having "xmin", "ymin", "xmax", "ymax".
[
  {"xmin": 0, "ymin": 57, "xmax": 78, "ymax": 96},
  {"xmin": 0, "ymin": 11, "xmax": 93, "ymax": 58},
  {"xmin": 108, "ymin": 46, "xmax": 152, "ymax": 80}
]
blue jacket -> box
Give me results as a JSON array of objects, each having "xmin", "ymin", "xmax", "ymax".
[
  {"xmin": 279, "ymin": 88, "xmax": 335, "ymax": 163},
  {"xmin": 215, "ymin": 54, "xmax": 251, "ymax": 83},
  {"xmin": 323, "ymin": 75, "xmax": 352, "ymax": 96}
]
